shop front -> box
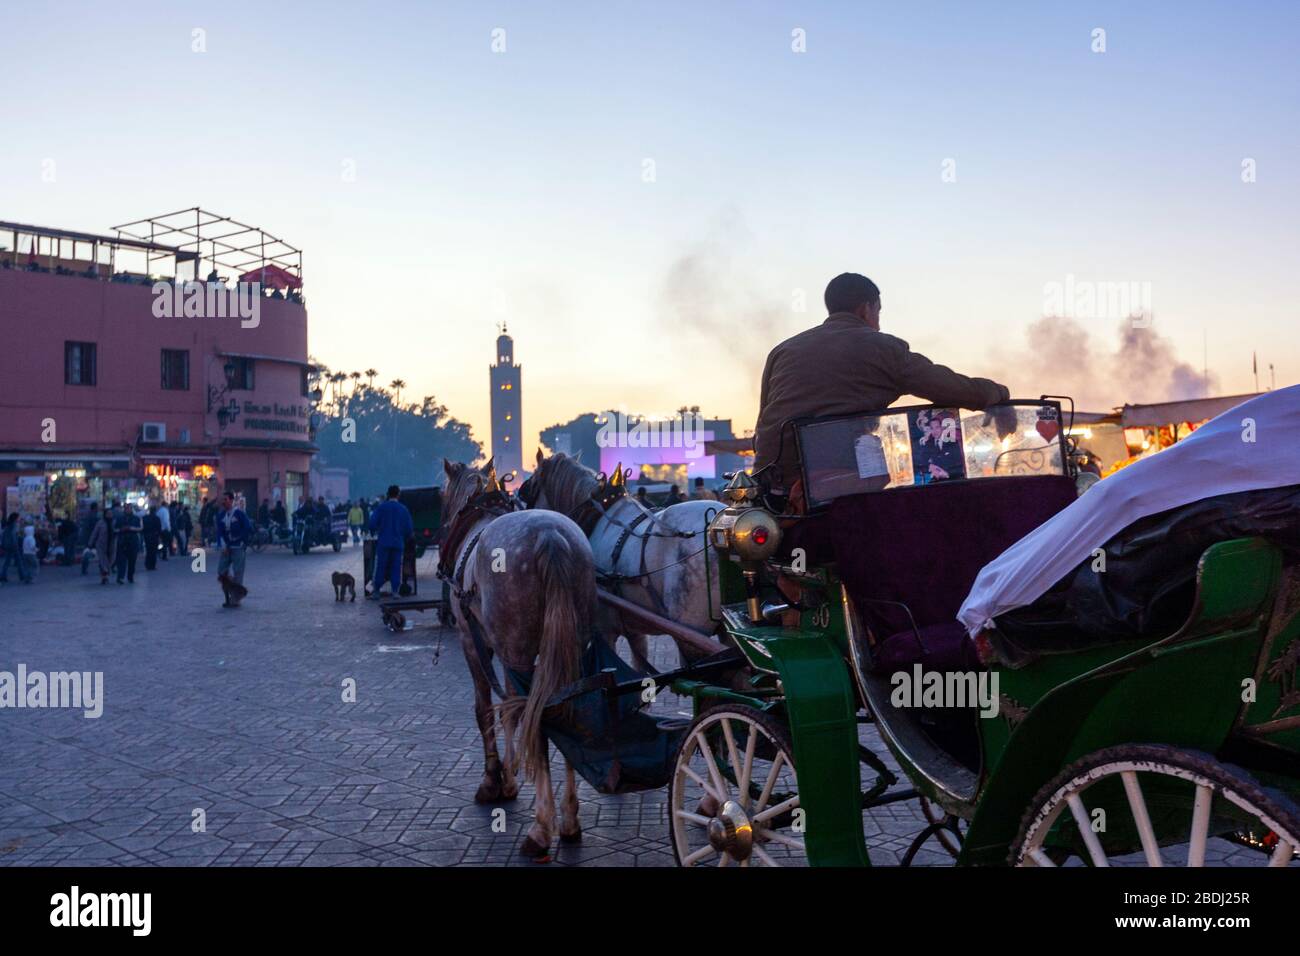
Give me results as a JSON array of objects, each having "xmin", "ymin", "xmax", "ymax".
[
  {"xmin": 138, "ymin": 452, "xmax": 221, "ymax": 510},
  {"xmin": 0, "ymin": 453, "xmax": 135, "ymax": 556}
]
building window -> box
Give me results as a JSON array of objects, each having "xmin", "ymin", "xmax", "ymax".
[
  {"xmin": 161, "ymin": 349, "xmax": 190, "ymax": 390},
  {"xmin": 64, "ymin": 341, "xmax": 97, "ymax": 386},
  {"xmin": 229, "ymin": 357, "xmax": 255, "ymax": 390},
  {"xmin": 300, "ymin": 366, "xmax": 310, "ymax": 397}
]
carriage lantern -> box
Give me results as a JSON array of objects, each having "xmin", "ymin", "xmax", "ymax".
[{"xmin": 708, "ymin": 471, "xmax": 782, "ymax": 623}]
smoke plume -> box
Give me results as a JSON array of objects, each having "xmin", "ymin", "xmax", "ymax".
[{"xmin": 988, "ymin": 315, "xmax": 1217, "ymax": 412}]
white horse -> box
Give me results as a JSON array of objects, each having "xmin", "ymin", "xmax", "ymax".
[
  {"xmin": 441, "ymin": 457, "xmax": 597, "ymax": 859},
  {"xmin": 518, "ymin": 450, "xmax": 722, "ymax": 670}
]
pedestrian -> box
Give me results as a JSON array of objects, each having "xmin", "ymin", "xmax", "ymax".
[
  {"xmin": 664, "ymin": 484, "xmax": 685, "ymax": 506},
  {"xmin": 347, "ymin": 499, "xmax": 364, "ymax": 544},
  {"xmin": 54, "ymin": 514, "xmax": 77, "ymax": 566},
  {"xmin": 86, "ymin": 505, "xmax": 113, "ymax": 584},
  {"xmin": 114, "ymin": 503, "xmax": 142, "ymax": 584},
  {"xmin": 271, "ymin": 500, "xmax": 287, "ymax": 531},
  {"xmin": 198, "ymin": 497, "xmax": 214, "ymax": 547},
  {"xmin": 175, "ymin": 504, "xmax": 192, "ymax": 554},
  {"xmin": 636, "ymin": 487, "xmax": 649, "ymax": 507},
  {"xmin": 20, "ymin": 524, "xmax": 38, "ymax": 583},
  {"xmin": 258, "ymin": 498, "xmax": 271, "ymax": 529},
  {"xmin": 142, "ymin": 506, "xmax": 162, "ymax": 571},
  {"xmin": 157, "ymin": 500, "xmax": 171, "ymax": 558},
  {"xmin": 0, "ymin": 513, "xmax": 23, "ymax": 583},
  {"xmin": 367, "ymin": 484, "xmax": 413, "ymax": 599},
  {"xmin": 79, "ymin": 503, "xmax": 100, "ymax": 574},
  {"xmin": 690, "ymin": 477, "xmax": 718, "ymax": 501},
  {"xmin": 216, "ymin": 491, "xmax": 252, "ymax": 607}
]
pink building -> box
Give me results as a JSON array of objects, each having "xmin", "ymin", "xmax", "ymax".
[{"xmin": 0, "ymin": 209, "xmax": 320, "ymax": 524}]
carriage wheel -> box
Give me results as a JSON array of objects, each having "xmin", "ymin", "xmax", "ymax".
[
  {"xmin": 1012, "ymin": 744, "xmax": 1300, "ymax": 867},
  {"xmin": 669, "ymin": 705, "xmax": 808, "ymax": 867}
]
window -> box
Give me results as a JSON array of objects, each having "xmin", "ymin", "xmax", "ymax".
[
  {"xmin": 229, "ymin": 357, "xmax": 255, "ymax": 390},
  {"xmin": 300, "ymin": 366, "xmax": 310, "ymax": 397},
  {"xmin": 161, "ymin": 349, "xmax": 190, "ymax": 390},
  {"xmin": 64, "ymin": 341, "xmax": 97, "ymax": 386}
]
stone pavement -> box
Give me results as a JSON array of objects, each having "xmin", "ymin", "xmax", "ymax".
[{"xmin": 0, "ymin": 541, "xmax": 951, "ymax": 867}]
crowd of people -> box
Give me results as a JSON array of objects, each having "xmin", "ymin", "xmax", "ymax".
[{"xmin": 0, "ymin": 499, "xmax": 199, "ymax": 586}]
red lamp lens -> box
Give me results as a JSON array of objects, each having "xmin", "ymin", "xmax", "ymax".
[{"xmin": 751, "ymin": 527, "xmax": 768, "ymax": 545}]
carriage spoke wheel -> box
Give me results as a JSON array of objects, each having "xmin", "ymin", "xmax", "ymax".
[
  {"xmin": 1013, "ymin": 745, "xmax": 1300, "ymax": 867},
  {"xmin": 670, "ymin": 705, "xmax": 808, "ymax": 867}
]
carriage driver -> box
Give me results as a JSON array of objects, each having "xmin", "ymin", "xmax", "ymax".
[{"xmin": 753, "ymin": 273, "xmax": 1012, "ymax": 495}]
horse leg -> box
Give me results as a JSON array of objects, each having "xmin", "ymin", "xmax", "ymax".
[
  {"xmin": 464, "ymin": 638, "xmax": 506, "ymax": 804},
  {"xmin": 498, "ymin": 694, "xmax": 520, "ymax": 800},
  {"xmin": 521, "ymin": 742, "xmax": 556, "ymax": 860},
  {"xmin": 558, "ymin": 760, "xmax": 582, "ymax": 843}
]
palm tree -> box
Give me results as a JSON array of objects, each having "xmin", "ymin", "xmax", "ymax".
[
  {"xmin": 365, "ymin": 368, "xmax": 378, "ymax": 390},
  {"xmin": 329, "ymin": 371, "xmax": 348, "ymax": 412},
  {"xmin": 390, "ymin": 379, "xmax": 406, "ymax": 407},
  {"xmin": 350, "ymin": 371, "xmax": 361, "ymax": 395}
]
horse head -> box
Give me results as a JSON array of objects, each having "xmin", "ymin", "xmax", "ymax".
[{"xmin": 442, "ymin": 456, "xmax": 495, "ymax": 526}]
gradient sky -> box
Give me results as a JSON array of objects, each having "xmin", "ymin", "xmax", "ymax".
[{"xmin": 3, "ymin": 1, "xmax": 1297, "ymax": 453}]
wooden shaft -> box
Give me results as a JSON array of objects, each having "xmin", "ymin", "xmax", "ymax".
[{"xmin": 596, "ymin": 588, "xmax": 726, "ymax": 657}]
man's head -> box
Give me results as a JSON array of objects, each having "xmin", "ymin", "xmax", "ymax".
[
  {"xmin": 825, "ymin": 273, "xmax": 882, "ymax": 330},
  {"xmin": 693, "ymin": 477, "xmax": 704, "ymax": 488},
  {"xmin": 223, "ymin": 492, "xmax": 234, "ymax": 509},
  {"xmin": 387, "ymin": 484, "xmax": 400, "ymax": 500}
]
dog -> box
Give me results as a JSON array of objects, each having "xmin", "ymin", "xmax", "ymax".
[
  {"xmin": 219, "ymin": 573, "xmax": 248, "ymax": 608},
  {"xmin": 332, "ymin": 571, "xmax": 357, "ymax": 603}
]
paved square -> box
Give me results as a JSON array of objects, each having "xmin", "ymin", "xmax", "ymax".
[{"xmin": 0, "ymin": 543, "xmax": 945, "ymax": 867}]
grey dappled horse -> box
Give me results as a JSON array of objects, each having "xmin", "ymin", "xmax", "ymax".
[{"xmin": 440, "ymin": 458, "xmax": 598, "ymax": 859}]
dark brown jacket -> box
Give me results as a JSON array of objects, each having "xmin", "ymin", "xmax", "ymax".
[{"xmin": 753, "ymin": 312, "xmax": 1009, "ymax": 487}]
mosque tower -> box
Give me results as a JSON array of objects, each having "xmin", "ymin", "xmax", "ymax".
[{"xmin": 488, "ymin": 323, "xmax": 522, "ymax": 478}]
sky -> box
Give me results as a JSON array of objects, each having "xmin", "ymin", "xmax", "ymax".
[{"xmin": 3, "ymin": 0, "xmax": 1297, "ymax": 454}]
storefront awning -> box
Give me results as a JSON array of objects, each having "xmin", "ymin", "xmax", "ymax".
[{"xmin": 1120, "ymin": 392, "xmax": 1263, "ymax": 428}]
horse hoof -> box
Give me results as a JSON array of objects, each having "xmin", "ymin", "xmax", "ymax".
[
  {"xmin": 559, "ymin": 829, "xmax": 582, "ymax": 844},
  {"xmin": 473, "ymin": 783, "xmax": 502, "ymax": 804},
  {"xmin": 520, "ymin": 835, "xmax": 551, "ymax": 860},
  {"xmin": 501, "ymin": 783, "xmax": 520, "ymax": 801}
]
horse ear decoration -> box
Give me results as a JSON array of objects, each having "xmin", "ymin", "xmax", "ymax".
[
  {"xmin": 483, "ymin": 464, "xmax": 502, "ymax": 494},
  {"xmin": 443, "ymin": 458, "xmax": 455, "ymax": 477},
  {"xmin": 536, "ymin": 447, "xmax": 545, "ymax": 468},
  {"xmin": 609, "ymin": 462, "xmax": 625, "ymax": 488}
]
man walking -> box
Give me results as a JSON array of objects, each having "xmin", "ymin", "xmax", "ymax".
[
  {"xmin": 347, "ymin": 499, "xmax": 364, "ymax": 544},
  {"xmin": 157, "ymin": 500, "xmax": 171, "ymax": 558},
  {"xmin": 0, "ymin": 513, "xmax": 21, "ymax": 583},
  {"xmin": 114, "ymin": 503, "xmax": 142, "ymax": 584},
  {"xmin": 216, "ymin": 491, "xmax": 252, "ymax": 607},
  {"xmin": 79, "ymin": 502, "xmax": 100, "ymax": 574},
  {"xmin": 86, "ymin": 505, "xmax": 113, "ymax": 584},
  {"xmin": 142, "ymin": 505, "xmax": 162, "ymax": 571},
  {"xmin": 367, "ymin": 484, "xmax": 413, "ymax": 599}
]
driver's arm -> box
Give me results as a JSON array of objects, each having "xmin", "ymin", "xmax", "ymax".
[{"xmin": 890, "ymin": 338, "xmax": 1009, "ymax": 409}]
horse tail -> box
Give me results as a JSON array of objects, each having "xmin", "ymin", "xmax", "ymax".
[{"xmin": 514, "ymin": 529, "xmax": 583, "ymax": 782}]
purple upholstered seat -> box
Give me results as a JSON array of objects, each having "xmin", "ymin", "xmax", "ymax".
[{"xmin": 819, "ymin": 476, "xmax": 1078, "ymax": 670}]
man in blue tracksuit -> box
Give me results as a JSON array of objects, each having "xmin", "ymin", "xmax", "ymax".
[
  {"xmin": 368, "ymin": 484, "xmax": 413, "ymax": 598},
  {"xmin": 216, "ymin": 491, "xmax": 253, "ymax": 606}
]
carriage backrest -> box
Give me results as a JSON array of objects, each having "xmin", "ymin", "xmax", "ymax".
[{"xmin": 825, "ymin": 475, "xmax": 1078, "ymax": 636}]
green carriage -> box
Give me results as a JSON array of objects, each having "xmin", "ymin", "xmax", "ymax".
[{"xmin": 664, "ymin": 398, "xmax": 1300, "ymax": 867}]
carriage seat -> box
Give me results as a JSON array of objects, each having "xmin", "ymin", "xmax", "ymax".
[{"xmin": 825, "ymin": 475, "xmax": 1078, "ymax": 672}]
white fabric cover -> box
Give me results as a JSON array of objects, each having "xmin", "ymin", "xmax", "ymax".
[{"xmin": 958, "ymin": 385, "xmax": 1300, "ymax": 636}]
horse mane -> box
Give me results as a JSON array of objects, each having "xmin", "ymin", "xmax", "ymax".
[{"xmin": 540, "ymin": 453, "xmax": 602, "ymax": 517}]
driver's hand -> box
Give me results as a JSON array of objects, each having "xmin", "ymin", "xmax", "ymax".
[{"xmin": 983, "ymin": 403, "xmax": 1019, "ymax": 440}]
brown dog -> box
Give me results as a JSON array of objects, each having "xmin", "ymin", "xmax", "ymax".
[{"xmin": 332, "ymin": 571, "xmax": 356, "ymax": 602}]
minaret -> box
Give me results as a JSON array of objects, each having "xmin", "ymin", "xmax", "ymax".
[{"xmin": 489, "ymin": 323, "xmax": 523, "ymax": 478}]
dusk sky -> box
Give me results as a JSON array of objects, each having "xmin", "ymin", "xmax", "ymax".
[{"xmin": 4, "ymin": 1, "xmax": 1297, "ymax": 453}]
